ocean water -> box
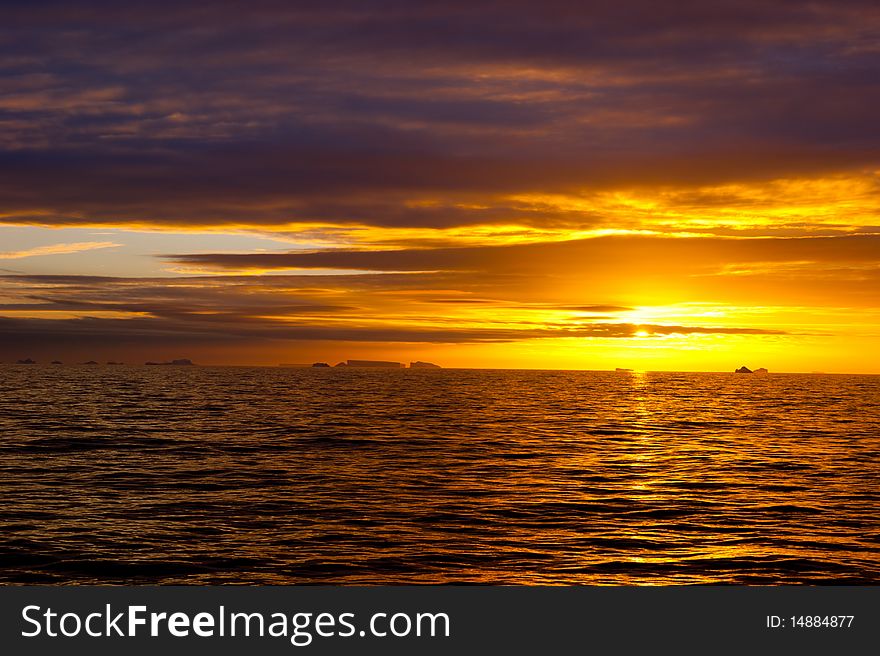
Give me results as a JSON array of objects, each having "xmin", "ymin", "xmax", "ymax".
[{"xmin": 0, "ymin": 366, "xmax": 877, "ymax": 585}]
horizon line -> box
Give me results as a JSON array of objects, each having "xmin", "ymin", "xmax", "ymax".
[{"xmin": 1, "ymin": 362, "xmax": 875, "ymax": 376}]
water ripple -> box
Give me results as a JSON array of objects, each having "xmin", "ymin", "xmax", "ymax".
[{"xmin": 0, "ymin": 366, "xmax": 877, "ymax": 584}]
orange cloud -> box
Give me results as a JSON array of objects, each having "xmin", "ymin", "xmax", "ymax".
[{"xmin": 0, "ymin": 241, "xmax": 121, "ymax": 259}]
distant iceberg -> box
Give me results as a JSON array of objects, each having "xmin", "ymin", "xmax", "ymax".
[
  {"xmin": 735, "ymin": 366, "xmax": 768, "ymax": 374},
  {"xmin": 410, "ymin": 361, "xmax": 441, "ymax": 368},
  {"xmin": 145, "ymin": 358, "xmax": 195, "ymax": 366},
  {"xmin": 345, "ymin": 360, "xmax": 404, "ymax": 368}
]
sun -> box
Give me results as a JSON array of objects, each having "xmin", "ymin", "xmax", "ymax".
[{"xmin": 635, "ymin": 330, "xmax": 650, "ymax": 338}]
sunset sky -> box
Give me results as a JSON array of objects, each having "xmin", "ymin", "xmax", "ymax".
[{"xmin": 1, "ymin": 1, "xmax": 878, "ymax": 371}]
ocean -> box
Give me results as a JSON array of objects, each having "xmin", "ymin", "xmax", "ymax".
[{"xmin": 0, "ymin": 366, "xmax": 877, "ymax": 584}]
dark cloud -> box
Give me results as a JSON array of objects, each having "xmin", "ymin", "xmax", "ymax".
[
  {"xmin": 162, "ymin": 234, "xmax": 880, "ymax": 311},
  {"xmin": 0, "ymin": 269, "xmax": 788, "ymax": 362},
  {"xmin": 167, "ymin": 234, "xmax": 880, "ymax": 272},
  {"xmin": 1, "ymin": 1, "xmax": 879, "ymax": 229},
  {"xmin": 0, "ymin": 312, "xmax": 786, "ymax": 359}
]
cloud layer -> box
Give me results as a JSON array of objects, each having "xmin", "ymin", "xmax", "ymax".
[
  {"xmin": 1, "ymin": 1, "xmax": 879, "ymax": 234},
  {"xmin": 0, "ymin": 268, "xmax": 790, "ymax": 362}
]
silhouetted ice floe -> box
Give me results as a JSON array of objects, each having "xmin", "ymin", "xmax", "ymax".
[
  {"xmin": 312, "ymin": 362, "xmax": 331, "ymax": 367},
  {"xmin": 16, "ymin": 358, "xmax": 37, "ymax": 364},
  {"xmin": 735, "ymin": 366, "xmax": 769, "ymax": 374},
  {"xmin": 145, "ymin": 358, "xmax": 195, "ymax": 366},
  {"xmin": 346, "ymin": 360, "xmax": 404, "ymax": 368},
  {"xmin": 410, "ymin": 361, "xmax": 441, "ymax": 368}
]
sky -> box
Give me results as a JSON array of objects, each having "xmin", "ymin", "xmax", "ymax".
[{"xmin": 1, "ymin": 0, "xmax": 879, "ymax": 371}]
